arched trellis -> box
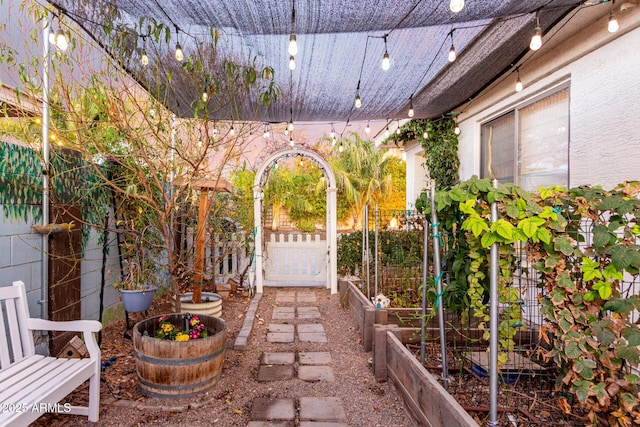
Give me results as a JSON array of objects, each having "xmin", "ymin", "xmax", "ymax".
[{"xmin": 252, "ymin": 147, "xmax": 337, "ymax": 294}]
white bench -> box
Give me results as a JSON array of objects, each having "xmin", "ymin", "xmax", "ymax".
[{"xmin": 0, "ymin": 281, "xmax": 102, "ymax": 426}]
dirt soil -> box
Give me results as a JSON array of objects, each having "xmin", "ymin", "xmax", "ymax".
[{"xmin": 33, "ymin": 287, "xmax": 415, "ymax": 427}]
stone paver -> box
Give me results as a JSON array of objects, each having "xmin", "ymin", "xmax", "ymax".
[
  {"xmin": 261, "ymin": 352, "xmax": 296, "ymax": 365},
  {"xmin": 275, "ymin": 292, "xmax": 297, "ymax": 303},
  {"xmin": 299, "ymin": 397, "xmax": 347, "ymax": 422},
  {"xmin": 250, "ymin": 398, "xmax": 296, "ymax": 421},
  {"xmin": 299, "ymin": 352, "xmax": 332, "ymax": 365},
  {"xmin": 297, "ymin": 292, "xmax": 317, "ymax": 303},
  {"xmin": 299, "ymin": 423, "xmax": 349, "ymax": 427},
  {"xmin": 267, "ymin": 332, "xmax": 294, "ymax": 343},
  {"xmin": 297, "ymin": 306, "xmax": 321, "ymax": 319},
  {"xmin": 298, "ymin": 365, "xmax": 335, "ymax": 382},
  {"xmin": 258, "ymin": 365, "xmax": 295, "ymax": 381},
  {"xmin": 247, "ymin": 422, "xmax": 295, "ymax": 427},
  {"xmin": 298, "ymin": 332, "xmax": 327, "ymax": 343},
  {"xmin": 268, "ymin": 324, "xmax": 295, "ymax": 333},
  {"xmin": 297, "ymin": 324, "xmax": 324, "ymax": 333},
  {"xmin": 273, "ymin": 307, "xmax": 296, "ymax": 320}
]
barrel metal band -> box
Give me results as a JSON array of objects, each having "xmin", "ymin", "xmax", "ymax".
[
  {"xmin": 133, "ymin": 346, "xmax": 224, "ymax": 366},
  {"xmin": 136, "ymin": 373, "xmax": 220, "ymax": 393}
]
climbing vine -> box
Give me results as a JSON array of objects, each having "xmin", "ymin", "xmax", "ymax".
[
  {"xmin": 417, "ymin": 177, "xmax": 640, "ymax": 425},
  {"xmin": 390, "ymin": 118, "xmax": 459, "ymax": 191}
]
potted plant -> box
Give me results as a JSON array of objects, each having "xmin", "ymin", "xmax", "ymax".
[
  {"xmin": 113, "ymin": 258, "xmax": 157, "ymax": 313},
  {"xmin": 132, "ymin": 312, "xmax": 227, "ymax": 398}
]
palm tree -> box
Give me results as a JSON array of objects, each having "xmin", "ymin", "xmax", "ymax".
[{"xmin": 324, "ymin": 133, "xmax": 396, "ymax": 229}]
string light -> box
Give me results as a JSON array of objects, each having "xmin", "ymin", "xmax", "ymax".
[
  {"xmin": 175, "ymin": 42, "xmax": 184, "ymax": 61},
  {"xmin": 332, "ymin": 137, "xmax": 337, "ymax": 146},
  {"xmin": 355, "ymin": 92, "xmax": 362, "ymax": 108},
  {"xmin": 530, "ymin": 13, "xmax": 542, "ymax": 51},
  {"xmin": 284, "ymin": 128, "xmax": 289, "ymax": 136},
  {"xmin": 289, "ymin": 55, "xmax": 296, "ymax": 70},
  {"xmin": 608, "ymin": 10, "xmax": 619, "ymax": 33},
  {"xmin": 229, "ymin": 124, "xmax": 235, "ymax": 136},
  {"xmin": 330, "ymin": 125, "xmax": 335, "ymax": 139},
  {"xmin": 448, "ymin": 31, "xmax": 456, "ymax": 63},
  {"xmin": 365, "ymin": 121, "xmax": 371, "ymax": 135},
  {"xmin": 140, "ymin": 48, "xmax": 149, "ymax": 66},
  {"xmin": 288, "ymin": 120, "xmax": 294, "ymax": 132},
  {"xmin": 450, "ymin": 0, "xmax": 465, "ymax": 13},
  {"xmin": 288, "ymin": 0, "xmax": 298, "ymax": 56},
  {"xmin": 384, "ymin": 124, "xmax": 390, "ymax": 138},
  {"xmin": 396, "ymin": 120, "xmax": 401, "ymax": 135},
  {"xmin": 50, "ymin": 28, "xmax": 68, "ymax": 51},
  {"xmin": 454, "ymin": 119, "xmax": 461, "ymax": 135},
  {"xmin": 408, "ymin": 96, "xmax": 414, "ymax": 118},
  {"xmin": 515, "ymin": 68, "xmax": 523, "ymax": 92},
  {"xmin": 381, "ymin": 35, "xmax": 390, "ymax": 71},
  {"xmin": 339, "ymin": 141, "xmax": 344, "ymax": 152},
  {"xmin": 202, "ymin": 85, "xmax": 209, "ymax": 102},
  {"xmin": 289, "ymin": 135, "xmax": 295, "ymax": 147},
  {"xmin": 423, "ymin": 130, "xmax": 429, "ymax": 139}
]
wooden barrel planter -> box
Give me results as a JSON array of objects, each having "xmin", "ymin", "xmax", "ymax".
[
  {"xmin": 171, "ymin": 292, "xmax": 223, "ymax": 317},
  {"xmin": 132, "ymin": 313, "xmax": 227, "ymax": 399}
]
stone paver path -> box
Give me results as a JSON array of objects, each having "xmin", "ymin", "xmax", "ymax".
[{"xmin": 248, "ymin": 289, "xmax": 347, "ymax": 426}]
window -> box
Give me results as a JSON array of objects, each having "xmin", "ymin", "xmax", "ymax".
[{"xmin": 481, "ymin": 86, "xmax": 569, "ymax": 190}]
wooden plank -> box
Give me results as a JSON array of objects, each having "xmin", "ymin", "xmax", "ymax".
[{"xmin": 386, "ymin": 332, "xmax": 478, "ymax": 427}]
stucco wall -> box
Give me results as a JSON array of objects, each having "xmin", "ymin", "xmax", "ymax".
[
  {"xmin": 457, "ymin": 6, "xmax": 640, "ymax": 189},
  {"xmin": 404, "ymin": 141, "xmax": 428, "ymax": 210}
]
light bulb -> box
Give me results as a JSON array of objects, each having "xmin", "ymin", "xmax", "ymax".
[
  {"xmin": 355, "ymin": 94, "xmax": 362, "ymax": 109},
  {"xmin": 515, "ymin": 77, "xmax": 523, "ymax": 92},
  {"xmin": 339, "ymin": 143, "xmax": 344, "ymax": 153},
  {"xmin": 265, "ymin": 129, "xmax": 270, "ymax": 138},
  {"xmin": 381, "ymin": 51, "xmax": 390, "ymax": 71},
  {"xmin": 365, "ymin": 123, "xmax": 371, "ymax": 134},
  {"xmin": 408, "ymin": 106, "xmax": 414, "ymax": 118},
  {"xmin": 213, "ymin": 128, "xmax": 218, "ymax": 136},
  {"xmin": 175, "ymin": 43, "xmax": 184, "ymax": 61},
  {"xmin": 450, "ymin": 0, "xmax": 465, "ymax": 13},
  {"xmin": 330, "ymin": 129, "xmax": 335, "ymax": 139},
  {"xmin": 288, "ymin": 33, "xmax": 298, "ymax": 56},
  {"xmin": 299, "ymin": 158, "xmax": 304, "ymax": 166},
  {"xmin": 331, "ymin": 137, "xmax": 337, "ymax": 146},
  {"xmin": 423, "ymin": 130, "xmax": 429, "ymax": 139},
  {"xmin": 289, "ymin": 55, "xmax": 296, "ymax": 70},
  {"xmin": 608, "ymin": 11, "xmax": 619, "ymax": 33},
  {"xmin": 384, "ymin": 126, "xmax": 390, "ymax": 138},
  {"xmin": 454, "ymin": 125, "xmax": 461, "ymax": 135},
  {"xmin": 288, "ymin": 121, "xmax": 294, "ymax": 132},
  {"xmin": 289, "ymin": 137, "xmax": 295, "ymax": 147},
  {"xmin": 230, "ymin": 125, "xmax": 235, "ymax": 136},
  {"xmin": 448, "ymin": 45, "xmax": 456, "ymax": 62},
  {"xmin": 396, "ymin": 128, "xmax": 401, "ymax": 135},
  {"xmin": 141, "ymin": 49, "xmax": 149, "ymax": 66},
  {"xmin": 55, "ymin": 30, "xmax": 68, "ymax": 51},
  {"xmin": 49, "ymin": 31, "xmax": 56, "ymax": 45},
  {"xmin": 530, "ymin": 26, "xmax": 542, "ymax": 51},
  {"xmin": 284, "ymin": 128, "xmax": 289, "ymax": 136},
  {"xmin": 202, "ymin": 90, "xmax": 208, "ymax": 102}
]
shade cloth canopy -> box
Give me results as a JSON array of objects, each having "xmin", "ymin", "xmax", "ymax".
[{"xmin": 48, "ymin": 0, "xmax": 587, "ymax": 127}]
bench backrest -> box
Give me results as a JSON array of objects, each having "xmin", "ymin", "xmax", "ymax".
[{"xmin": 0, "ymin": 281, "xmax": 35, "ymax": 370}]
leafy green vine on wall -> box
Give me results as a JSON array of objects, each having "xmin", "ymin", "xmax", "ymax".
[
  {"xmin": 416, "ymin": 176, "xmax": 640, "ymax": 425},
  {"xmin": 390, "ymin": 118, "xmax": 460, "ymax": 191},
  {"xmin": 0, "ymin": 140, "xmax": 111, "ymax": 249}
]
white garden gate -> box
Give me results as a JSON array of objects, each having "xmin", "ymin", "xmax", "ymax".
[{"xmin": 264, "ymin": 233, "xmax": 327, "ymax": 284}]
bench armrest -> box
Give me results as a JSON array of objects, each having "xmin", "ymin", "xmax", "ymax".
[
  {"xmin": 27, "ymin": 318, "xmax": 102, "ymax": 333},
  {"xmin": 26, "ymin": 319, "xmax": 102, "ymax": 359}
]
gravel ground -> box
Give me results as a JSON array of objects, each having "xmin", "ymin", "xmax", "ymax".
[{"xmin": 34, "ymin": 287, "xmax": 416, "ymax": 427}]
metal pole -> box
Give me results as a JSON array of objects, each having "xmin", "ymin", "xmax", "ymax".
[
  {"xmin": 420, "ymin": 213, "xmax": 429, "ymax": 365},
  {"xmin": 39, "ymin": 14, "xmax": 51, "ymax": 321},
  {"xmin": 430, "ymin": 186, "xmax": 448, "ymax": 390},
  {"xmin": 364, "ymin": 205, "xmax": 370, "ymax": 300},
  {"xmin": 374, "ymin": 204, "xmax": 379, "ymax": 297},
  {"xmin": 489, "ymin": 179, "xmax": 500, "ymax": 426}
]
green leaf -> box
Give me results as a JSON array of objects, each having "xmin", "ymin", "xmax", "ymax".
[
  {"xmin": 536, "ymin": 228, "xmax": 551, "ymax": 244},
  {"xmin": 518, "ymin": 217, "xmax": 540, "ymax": 238},
  {"xmin": 593, "ymin": 225, "xmax": 615, "ymax": 248},
  {"xmin": 481, "ymin": 232, "xmax": 498, "ymax": 248},
  {"xmin": 593, "ymin": 323, "xmax": 616, "ymax": 346},
  {"xmin": 491, "ymin": 219, "xmax": 514, "ymax": 241},
  {"xmin": 554, "ymin": 237, "xmax": 574, "ymax": 256},
  {"xmin": 566, "ymin": 341, "xmax": 582, "ymax": 359},
  {"xmin": 573, "ymin": 358, "xmax": 595, "ymax": 379},
  {"xmin": 469, "ymin": 218, "xmax": 489, "ymax": 237},
  {"xmin": 615, "ymin": 345, "xmax": 640, "ymax": 365},
  {"xmin": 623, "ymin": 327, "xmax": 640, "ymax": 346},
  {"xmin": 610, "ymin": 245, "xmax": 634, "ymax": 270},
  {"xmin": 506, "ymin": 203, "xmax": 521, "ymax": 219},
  {"xmin": 592, "ymin": 281, "xmax": 613, "ymax": 300},
  {"xmin": 538, "ymin": 206, "xmax": 558, "ymax": 220},
  {"xmin": 598, "ymin": 195, "xmax": 624, "ymax": 211},
  {"xmin": 603, "ymin": 264, "xmax": 623, "ymax": 281},
  {"xmin": 604, "ymin": 296, "xmax": 640, "ymax": 315},
  {"xmin": 572, "ymin": 379, "xmax": 590, "ymax": 403}
]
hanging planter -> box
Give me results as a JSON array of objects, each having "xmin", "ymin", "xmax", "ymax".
[
  {"xmin": 119, "ymin": 286, "xmax": 157, "ymax": 313},
  {"xmin": 133, "ymin": 313, "xmax": 227, "ymax": 399},
  {"xmin": 171, "ymin": 292, "xmax": 223, "ymax": 317}
]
